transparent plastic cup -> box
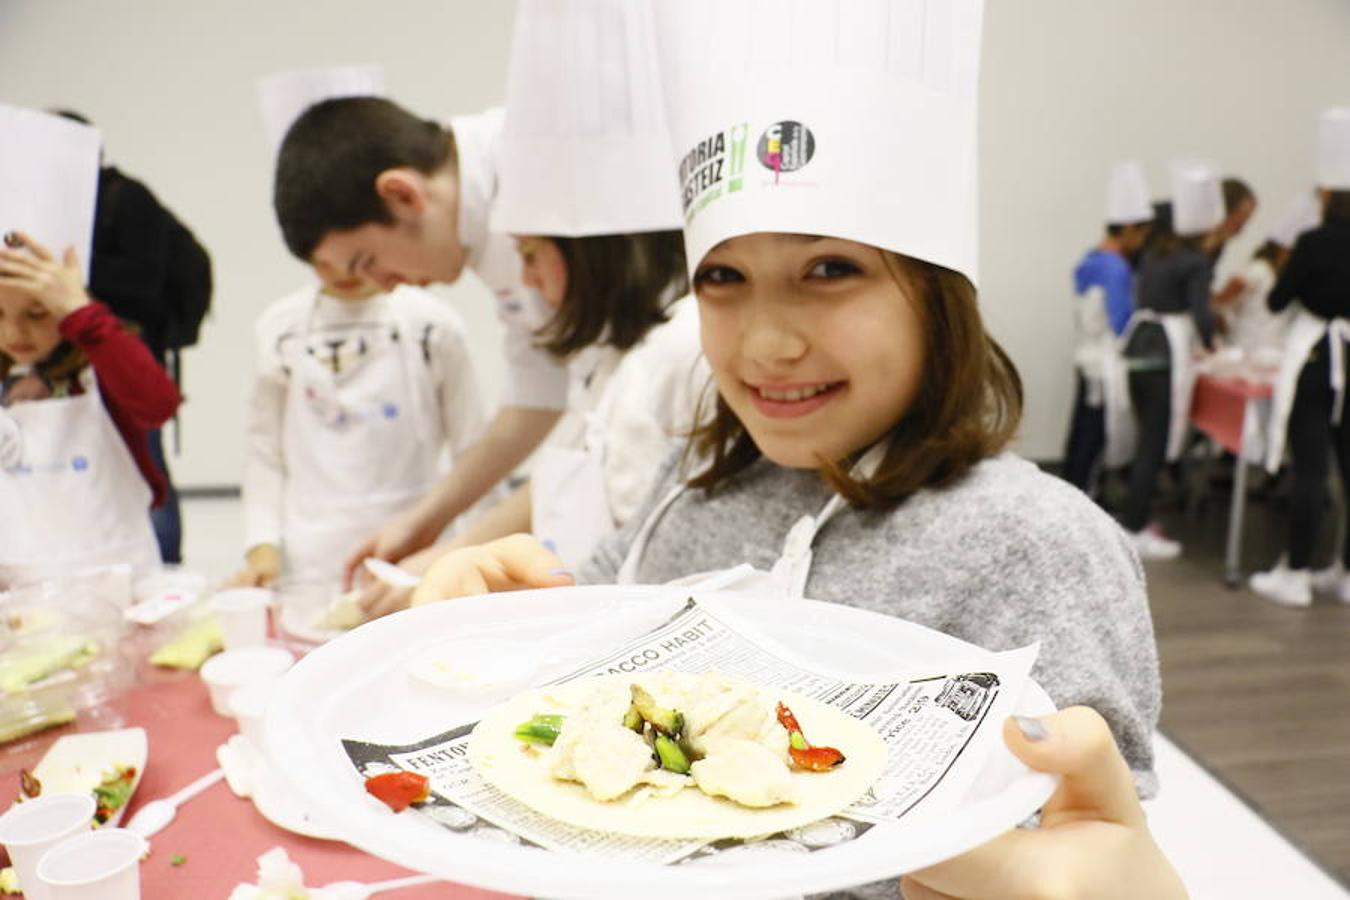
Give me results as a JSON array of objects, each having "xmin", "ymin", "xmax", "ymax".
[
  {"xmin": 36, "ymin": 827, "xmax": 145, "ymax": 900},
  {"xmin": 0, "ymin": 793, "xmax": 96, "ymax": 900}
]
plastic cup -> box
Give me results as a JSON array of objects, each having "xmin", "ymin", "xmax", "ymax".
[
  {"xmin": 36, "ymin": 827, "xmax": 145, "ymax": 900},
  {"xmin": 200, "ymin": 645, "xmax": 294, "ymax": 716},
  {"xmin": 0, "ymin": 793, "xmax": 96, "ymax": 900},
  {"xmin": 227, "ymin": 679, "xmax": 272, "ymax": 746},
  {"xmin": 210, "ymin": 588, "xmax": 271, "ymax": 649}
]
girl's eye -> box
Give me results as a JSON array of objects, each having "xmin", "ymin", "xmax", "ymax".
[
  {"xmin": 25, "ymin": 308, "xmax": 48, "ymax": 321},
  {"xmin": 807, "ymin": 258, "xmax": 862, "ymax": 279},
  {"xmin": 693, "ymin": 264, "xmax": 744, "ymax": 287}
]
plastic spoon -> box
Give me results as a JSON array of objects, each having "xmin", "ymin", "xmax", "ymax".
[
  {"xmin": 363, "ymin": 558, "xmax": 422, "ymax": 588},
  {"xmin": 124, "ymin": 767, "xmax": 226, "ymax": 838},
  {"xmin": 315, "ymin": 873, "xmax": 441, "ymax": 899}
]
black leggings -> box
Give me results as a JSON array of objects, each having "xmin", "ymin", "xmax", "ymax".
[
  {"xmin": 1286, "ymin": 340, "xmax": 1350, "ymax": 569},
  {"xmin": 1121, "ymin": 366, "xmax": 1171, "ymax": 533}
]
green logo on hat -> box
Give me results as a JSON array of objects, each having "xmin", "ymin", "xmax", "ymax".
[{"xmin": 678, "ymin": 122, "xmax": 749, "ymax": 222}]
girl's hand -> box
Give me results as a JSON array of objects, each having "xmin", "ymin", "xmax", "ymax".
[
  {"xmin": 410, "ymin": 534, "xmax": 574, "ymax": 606},
  {"xmin": 0, "ymin": 232, "xmax": 90, "ymax": 320},
  {"xmin": 901, "ymin": 707, "xmax": 1187, "ymax": 900}
]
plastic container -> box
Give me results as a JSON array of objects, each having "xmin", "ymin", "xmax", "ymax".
[{"xmin": 0, "ymin": 575, "xmax": 132, "ymax": 747}]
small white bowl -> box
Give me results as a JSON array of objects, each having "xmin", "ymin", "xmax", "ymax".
[{"xmin": 200, "ymin": 646, "xmax": 294, "ymax": 716}]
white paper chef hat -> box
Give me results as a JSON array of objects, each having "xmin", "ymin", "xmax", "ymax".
[
  {"xmin": 0, "ymin": 105, "xmax": 101, "ymax": 283},
  {"xmin": 491, "ymin": 0, "xmax": 682, "ymax": 236},
  {"xmin": 1170, "ymin": 159, "xmax": 1224, "ymax": 237},
  {"xmin": 1106, "ymin": 160, "xmax": 1152, "ymax": 226},
  {"xmin": 1268, "ymin": 190, "xmax": 1321, "ymax": 249},
  {"xmin": 257, "ymin": 64, "xmax": 386, "ymax": 155},
  {"xmin": 1316, "ymin": 107, "xmax": 1350, "ymax": 190},
  {"xmin": 652, "ymin": 0, "xmax": 984, "ymax": 285}
]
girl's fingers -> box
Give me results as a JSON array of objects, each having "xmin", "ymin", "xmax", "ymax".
[{"xmin": 1003, "ymin": 707, "xmax": 1145, "ymax": 828}]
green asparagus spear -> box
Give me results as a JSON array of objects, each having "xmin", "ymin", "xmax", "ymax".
[
  {"xmin": 653, "ymin": 734, "xmax": 691, "ymax": 774},
  {"xmin": 513, "ymin": 713, "xmax": 566, "ymax": 745},
  {"xmin": 622, "ymin": 704, "xmax": 643, "ymax": 732},
  {"xmin": 629, "ymin": 685, "xmax": 684, "ymax": 736}
]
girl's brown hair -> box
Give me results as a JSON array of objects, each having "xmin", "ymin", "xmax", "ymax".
[
  {"xmin": 687, "ymin": 251, "xmax": 1023, "ymax": 510},
  {"xmin": 536, "ymin": 230, "xmax": 688, "ymax": 359}
]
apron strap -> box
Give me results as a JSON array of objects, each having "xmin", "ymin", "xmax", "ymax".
[
  {"xmin": 767, "ymin": 441, "xmax": 890, "ymax": 599},
  {"xmin": 615, "ymin": 478, "xmax": 687, "ymax": 584},
  {"xmin": 1330, "ymin": 319, "xmax": 1349, "ymax": 426}
]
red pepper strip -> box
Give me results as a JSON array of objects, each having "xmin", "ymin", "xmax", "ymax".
[
  {"xmin": 776, "ymin": 701, "xmax": 846, "ymax": 771},
  {"xmin": 364, "ymin": 771, "xmax": 430, "ymax": 812}
]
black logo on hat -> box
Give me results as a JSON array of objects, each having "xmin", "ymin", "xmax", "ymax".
[{"xmin": 757, "ymin": 121, "xmax": 815, "ymax": 181}]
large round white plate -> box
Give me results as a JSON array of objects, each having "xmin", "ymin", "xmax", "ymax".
[{"xmin": 263, "ymin": 586, "xmax": 1056, "ymax": 899}]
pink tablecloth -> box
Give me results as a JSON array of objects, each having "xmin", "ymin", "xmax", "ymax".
[
  {"xmin": 1, "ymin": 672, "xmax": 515, "ymax": 899},
  {"xmin": 1190, "ymin": 373, "xmax": 1273, "ymax": 455}
]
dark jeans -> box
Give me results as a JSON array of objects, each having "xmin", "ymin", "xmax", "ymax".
[
  {"xmin": 1062, "ymin": 372, "xmax": 1105, "ymax": 493},
  {"xmin": 147, "ymin": 427, "xmax": 182, "ymax": 564},
  {"xmin": 1286, "ymin": 341, "xmax": 1350, "ymax": 569}
]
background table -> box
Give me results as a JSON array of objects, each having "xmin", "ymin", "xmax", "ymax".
[
  {"xmin": 1188, "ymin": 373, "xmax": 1274, "ymax": 586},
  {"xmin": 2, "ymin": 671, "xmax": 515, "ymax": 899}
]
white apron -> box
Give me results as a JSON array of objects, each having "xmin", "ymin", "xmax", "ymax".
[
  {"xmin": 615, "ymin": 445, "xmax": 888, "ymax": 600},
  {"xmin": 280, "ymin": 298, "xmax": 444, "ymax": 579},
  {"xmin": 531, "ymin": 347, "xmax": 624, "ymax": 568},
  {"xmin": 1264, "ymin": 308, "xmax": 1350, "ymax": 473},
  {"xmin": 0, "ymin": 376, "xmax": 159, "ymax": 586},
  {"xmin": 1102, "ymin": 311, "xmax": 1197, "ymax": 467},
  {"xmin": 1072, "ymin": 285, "xmax": 1112, "ymax": 408}
]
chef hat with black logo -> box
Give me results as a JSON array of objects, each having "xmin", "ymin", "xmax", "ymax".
[
  {"xmin": 0, "ymin": 105, "xmax": 101, "ymax": 283},
  {"xmin": 652, "ymin": 0, "xmax": 984, "ymax": 285},
  {"xmin": 491, "ymin": 0, "xmax": 682, "ymax": 236},
  {"xmin": 257, "ymin": 64, "xmax": 385, "ymax": 157}
]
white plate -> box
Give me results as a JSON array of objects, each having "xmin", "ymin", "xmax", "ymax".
[
  {"xmin": 23, "ymin": 727, "xmax": 148, "ymax": 828},
  {"xmin": 252, "ymin": 759, "xmax": 342, "ymax": 841},
  {"xmin": 263, "ymin": 586, "xmax": 1056, "ymax": 899}
]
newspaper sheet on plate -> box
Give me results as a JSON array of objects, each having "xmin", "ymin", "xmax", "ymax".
[{"xmin": 342, "ymin": 598, "xmax": 1039, "ymax": 865}]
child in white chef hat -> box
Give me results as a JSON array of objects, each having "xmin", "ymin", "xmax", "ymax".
[
  {"xmin": 231, "ymin": 66, "xmax": 489, "ymax": 589},
  {"xmin": 411, "ymin": 1, "xmax": 1174, "ymax": 896},
  {"xmin": 0, "ymin": 107, "xmax": 180, "ymax": 587}
]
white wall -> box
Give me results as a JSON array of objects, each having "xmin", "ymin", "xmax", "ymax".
[{"xmin": 3, "ymin": 0, "xmax": 1349, "ymax": 484}]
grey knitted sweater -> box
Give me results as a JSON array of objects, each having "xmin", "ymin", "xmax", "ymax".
[{"xmin": 581, "ymin": 450, "xmax": 1161, "ymax": 786}]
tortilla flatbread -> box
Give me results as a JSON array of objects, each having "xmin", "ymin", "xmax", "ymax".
[{"xmin": 468, "ymin": 674, "xmax": 887, "ymax": 839}]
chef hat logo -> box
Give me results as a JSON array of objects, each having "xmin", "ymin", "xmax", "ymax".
[{"xmin": 756, "ymin": 121, "xmax": 816, "ymax": 179}]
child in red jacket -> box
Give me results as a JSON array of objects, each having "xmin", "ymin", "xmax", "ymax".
[{"xmin": 0, "ymin": 231, "xmax": 180, "ymax": 586}]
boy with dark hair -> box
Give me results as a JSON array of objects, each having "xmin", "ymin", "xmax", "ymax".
[
  {"xmin": 274, "ymin": 95, "xmax": 569, "ymax": 580},
  {"xmin": 1062, "ymin": 161, "xmax": 1153, "ymax": 495},
  {"xmin": 273, "ymin": 97, "xmax": 567, "ymax": 584}
]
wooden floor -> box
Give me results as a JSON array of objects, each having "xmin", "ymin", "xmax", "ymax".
[{"xmin": 1142, "ymin": 480, "xmax": 1350, "ymax": 887}]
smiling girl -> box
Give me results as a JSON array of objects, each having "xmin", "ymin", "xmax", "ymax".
[{"xmin": 412, "ymin": 0, "xmax": 1160, "ymax": 803}]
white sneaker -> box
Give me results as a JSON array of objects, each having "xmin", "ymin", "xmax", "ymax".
[
  {"xmin": 1336, "ymin": 576, "xmax": 1350, "ymax": 606},
  {"xmin": 1310, "ymin": 560, "xmax": 1344, "ymax": 593},
  {"xmin": 1130, "ymin": 526, "xmax": 1182, "ymax": 561},
  {"xmin": 1250, "ymin": 567, "xmax": 1313, "ymax": 608}
]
